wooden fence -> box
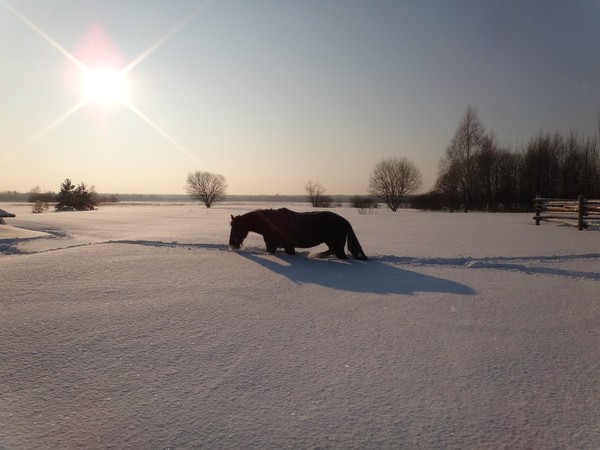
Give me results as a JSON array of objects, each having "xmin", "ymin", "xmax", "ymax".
[{"xmin": 534, "ymin": 195, "xmax": 600, "ymax": 230}]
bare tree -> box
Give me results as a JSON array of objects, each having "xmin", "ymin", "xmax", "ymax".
[
  {"xmin": 442, "ymin": 105, "xmax": 484, "ymax": 212},
  {"xmin": 430, "ymin": 107, "xmax": 600, "ymax": 211},
  {"xmin": 368, "ymin": 157, "xmax": 422, "ymax": 211},
  {"xmin": 185, "ymin": 171, "xmax": 228, "ymax": 208},
  {"xmin": 305, "ymin": 181, "xmax": 326, "ymax": 207},
  {"xmin": 435, "ymin": 156, "xmax": 461, "ymax": 211}
]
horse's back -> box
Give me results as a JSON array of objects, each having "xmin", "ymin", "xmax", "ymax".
[
  {"xmin": 302, "ymin": 210, "xmax": 349, "ymax": 227},
  {"xmin": 271, "ymin": 208, "xmax": 344, "ymax": 222},
  {"xmin": 260, "ymin": 209, "xmax": 345, "ymax": 248}
]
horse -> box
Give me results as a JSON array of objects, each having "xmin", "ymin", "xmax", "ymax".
[{"xmin": 229, "ymin": 208, "xmax": 368, "ymax": 261}]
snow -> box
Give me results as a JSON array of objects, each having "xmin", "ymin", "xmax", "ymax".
[{"xmin": 1, "ymin": 202, "xmax": 599, "ymax": 449}]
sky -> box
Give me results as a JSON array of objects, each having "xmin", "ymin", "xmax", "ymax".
[{"xmin": 2, "ymin": 0, "xmax": 600, "ymax": 196}]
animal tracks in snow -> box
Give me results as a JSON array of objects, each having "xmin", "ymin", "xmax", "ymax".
[
  {"xmin": 3, "ymin": 232, "xmax": 600, "ymax": 281},
  {"xmin": 108, "ymin": 241, "xmax": 600, "ymax": 281},
  {"xmin": 375, "ymin": 254, "xmax": 600, "ymax": 280}
]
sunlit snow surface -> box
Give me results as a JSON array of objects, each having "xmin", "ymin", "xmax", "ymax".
[{"xmin": 1, "ymin": 202, "xmax": 599, "ymax": 449}]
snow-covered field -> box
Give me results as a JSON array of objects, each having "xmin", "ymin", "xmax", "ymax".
[{"xmin": 1, "ymin": 202, "xmax": 599, "ymax": 449}]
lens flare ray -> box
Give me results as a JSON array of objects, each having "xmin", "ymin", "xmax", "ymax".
[
  {"xmin": 1, "ymin": 0, "xmax": 87, "ymax": 71},
  {"xmin": 2, "ymin": 99, "xmax": 88, "ymax": 164},
  {"xmin": 122, "ymin": 0, "xmax": 212, "ymax": 76},
  {"xmin": 123, "ymin": 100, "xmax": 203, "ymax": 166}
]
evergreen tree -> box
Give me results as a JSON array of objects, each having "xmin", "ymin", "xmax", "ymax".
[{"xmin": 55, "ymin": 179, "xmax": 98, "ymax": 211}]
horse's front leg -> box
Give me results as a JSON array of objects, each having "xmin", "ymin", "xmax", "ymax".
[
  {"xmin": 264, "ymin": 237, "xmax": 278, "ymax": 254},
  {"xmin": 284, "ymin": 247, "xmax": 295, "ymax": 256}
]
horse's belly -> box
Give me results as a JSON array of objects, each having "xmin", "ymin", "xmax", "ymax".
[
  {"xmin": 291, "ymin": 236, "xmax": 324, "ymax": 248},
  {"xmin": 273, "ymin": 222, "xmax": 329, "ymax": 248}
]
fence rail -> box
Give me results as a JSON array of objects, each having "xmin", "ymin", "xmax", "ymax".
[{"xmin": 534, "ymin": 195, "xmax": 600, "ymax": 230}]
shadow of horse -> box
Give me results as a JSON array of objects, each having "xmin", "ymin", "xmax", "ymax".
[
  {"xmin": 236, "ymin": 251, "xmax": 476, "ymax": 296},
  {"xmin": 104, "ymin": 240, "xmax": 476, "ymax": 296}
]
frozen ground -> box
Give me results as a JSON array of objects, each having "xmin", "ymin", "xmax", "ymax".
[{"xmin": 1, "ymin": 202, "xmax": 599, "ymax": 449}]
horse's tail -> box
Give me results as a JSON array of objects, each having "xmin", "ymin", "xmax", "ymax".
[{"xmin": 346, "ymin": 225, "xmax": 368, "ymax": 261}]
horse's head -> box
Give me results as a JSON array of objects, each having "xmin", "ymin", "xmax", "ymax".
[{"xmin": 229, "ymin": 215, "xmax": 248, "ymax": 249}]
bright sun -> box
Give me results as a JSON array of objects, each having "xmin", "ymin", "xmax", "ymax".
[{"xmin": 82, "ymin": 68, "xmax": 129, "ymax": 105}]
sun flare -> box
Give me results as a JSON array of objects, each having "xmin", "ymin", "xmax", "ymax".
[
  {"xmin": 2, "ymin": 0, "xmax": 207, "ymax": 164},
  {"xmin": 82, "ymin": 68, "xmax": 129, "ymax": 105}
]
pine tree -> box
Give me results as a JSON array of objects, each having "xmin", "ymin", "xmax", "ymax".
[{"xmin": 55, "ymin": 179, "xmax": 98, "ymax": 211}]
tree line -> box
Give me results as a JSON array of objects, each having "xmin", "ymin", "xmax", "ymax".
[
  {"xmin": 8, "ymin": 106, "xmax": 599, "ymax": 213},
  {"xmin": 418, "ymin": 105, "xmax": 600, "ymax": 212},
  {"xmin": 302, "ymin": 105, "xmax": 600, "ymax": 213}
]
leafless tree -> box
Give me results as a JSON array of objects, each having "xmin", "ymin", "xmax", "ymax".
[
  {"xmin": 305, "ymin": 181, "xmax": 326, "ymax": 207},
  {"xmin": 441, "ymin": 105, "xmax": 484, "ymax": 212},
  {"xmin": 368, "ymin": 157, "xmax": 422, "ymax": 211},
  {"xmin": 185, "ymin": 171, "xmax": 228, "ymax": 208},
  {"xmin": 435, "ymin": 156, "xmax": 461, "ymax": 211},
  {"xmin": 520, "ymin": 132, "xmax": 564, "ymax": 200},
  {"xmin": 431, "ymin": 106, "xmax": 600, "ymax": 211}
]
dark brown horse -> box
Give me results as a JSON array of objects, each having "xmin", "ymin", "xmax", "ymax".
[{"xmin": 229, "ymin": 208, "xmax": 368, "ymax": 260}]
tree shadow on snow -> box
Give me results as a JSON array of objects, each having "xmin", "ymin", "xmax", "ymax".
[{"xmin": 236, "ymin": 251, "xmax": 476, "ymax": 296}]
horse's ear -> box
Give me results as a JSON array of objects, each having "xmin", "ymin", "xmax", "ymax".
[{"xmin": 231, "ymin": 215, "xmax": 234, "ymax": 220}]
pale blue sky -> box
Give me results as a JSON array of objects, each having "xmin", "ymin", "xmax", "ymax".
[{"xmin": 2, "ymin": 0, "xmax": 600, "ymax": 195}]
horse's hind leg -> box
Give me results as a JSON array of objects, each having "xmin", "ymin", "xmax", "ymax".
[
  {"xmin": 323, "ymin": 242, "xmax": 347, "ymax": 260},
  {"xmin": 284, "ymin": 247, "xmax": 295, "ymax": 255},
  {"xmin": 334, "ymin": 248, "xmax": 348, "ymax": 259}
]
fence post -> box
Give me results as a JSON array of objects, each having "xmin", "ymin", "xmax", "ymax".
[
  {"xmin": 534, "ymin": 196, "xmax": 541, "ymax": 225},
  {"xmin": 578, "ymin": 195, "xmax": 586, "ymax": 230}
]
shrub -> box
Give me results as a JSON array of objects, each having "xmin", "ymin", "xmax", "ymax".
[
  {"xmin": 31, "ymin": 201, "xmax": 50, "ymax": 214},
  {"xmin": 350, "ymin": 195, "xmax": 378, "ymax": 214}
]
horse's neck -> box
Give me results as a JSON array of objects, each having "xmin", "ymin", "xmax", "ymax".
[
  {"xmin": 248, "ymin": 211, "xmax": 284, "ymax": 235},
  {"xmin": 244, "ymin": 212, "xmax": 269, "ymax": 234}
]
